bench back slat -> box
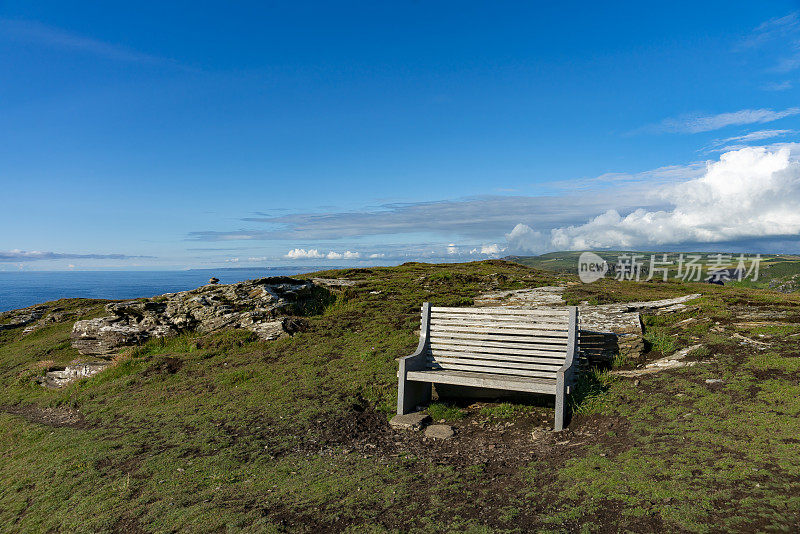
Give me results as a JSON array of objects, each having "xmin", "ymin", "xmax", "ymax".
[
  {"xmin": 424, "ymin": 305, "xmax": 575, "ymax": 379},
  {"xmin": 427, "ymin": 349, "xmax": 564, "ymax": 366},
  {"xmin": 430, "ymin": 312, "xmax": 569, "ymax": 326},
  {"xmin": 430, "ymin": 306, "xmax": 570, "ymax": 317},
  {"xmin": 428, "ymin": 330, "xmax": 568, "ymax": 346},
  {"xmin": 429, "ymin": 342, "xmax": 567, "ymax": 360}
]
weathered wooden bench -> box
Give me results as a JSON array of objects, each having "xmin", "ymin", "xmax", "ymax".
[{"xmin": 397, "ymin": 303, "xmax": 579, "ymax": 430}]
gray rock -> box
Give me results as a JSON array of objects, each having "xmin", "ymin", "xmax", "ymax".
[
  {"xmin": 705, "ymin": 378, "xmax": 724, "ymax": 384},
  {"xmin": 425, "ymin": 424, "xmax": 454, "ymax": 440},
  {"xmin": 0, "ymin": 305, "xmax": 47, "ymax": 331},
  {"xmin": 38, "ymin": 361, "xmax": 111, "ymax": 389},
  {"xmin": 70, "ymin": 277, "xmax": 327, "ymax": 356},
  {"xmin": 389, "ymin": 412, "xmax": 431, "ymax": 431}
]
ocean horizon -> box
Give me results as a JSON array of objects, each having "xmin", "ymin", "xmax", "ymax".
[{"xmin": 0, "ymin": 267, "xmax": 335, "ymax": 313}]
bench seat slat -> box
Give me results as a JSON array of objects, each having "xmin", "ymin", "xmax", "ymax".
[{"xmin": 406, "ymin": 369, "xmax": 558, "ymax": 394}]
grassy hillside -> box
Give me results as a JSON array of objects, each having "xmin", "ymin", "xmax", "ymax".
[
  {"xmin": 1, "ymin": 261, "xmax": 800, "ymax": 532},
  {"xmin": 509, "ymin": 251, "xmax": 800, "ymax": 292}
]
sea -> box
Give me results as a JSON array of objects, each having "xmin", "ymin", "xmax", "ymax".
[{"xmin": 0, "ymin": 267, "xmax": 333, "ymax": 313}]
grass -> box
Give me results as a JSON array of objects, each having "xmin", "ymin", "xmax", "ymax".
[
  {"xmin": 1, "ymin": 260, "xmax": 800, "ymax": 531},
  {"xmin": 427, "ymin": 402, "xmax": 467, "ymax": 422}
]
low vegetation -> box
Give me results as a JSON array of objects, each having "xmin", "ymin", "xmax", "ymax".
[{"xmin": 1, "ymin": 260, "xmax": 799, "ymax": 532}]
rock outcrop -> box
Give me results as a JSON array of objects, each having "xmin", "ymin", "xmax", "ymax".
[
  {"xmin": 0, "ymin": 305, "xmax": 48, "ymax": 331},
  {"xmin": 38, "ymin": 361, "xmax": 111, "ymax": 389},
  {"xmin": 475, "ymin": 286, "xmax": 702, "ymax": 362},
  {"xmin": 71, "ymin": 276, "xmax": 327, "ymax": 356}
]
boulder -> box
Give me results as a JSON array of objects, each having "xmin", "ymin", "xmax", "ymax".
[{"xmin": 71, "ymin": 277, "xmax": 327, "ymax": 356}]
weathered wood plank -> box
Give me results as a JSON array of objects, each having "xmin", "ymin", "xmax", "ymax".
[
  {"xmin": 430, "ymin": 322, "xmax": 569, "ymax": 336},
  {"xmin": 427, "ymin": 355, "xmax": 561, "ymax": 372},
  {"xmin": 429, "ymin": 336, "xmax": 568, "ymax": 352},
  {"xmin": 429, "ymin": 342, "xmax": 567, "ymax": 359},
  {"xmin": 430, "ymin": 306, "xmax": 569, "ymax": 316},
  {"xmin": 431, "ymin": 312, "xmax": 570, "ymax": 326},
  {"xmin": 428, "ymin": 330, "xmax": 570, "ymax": 345},
  {"xmin": 406, "ymin": 369, "xmax": 558, "ymax": 393},
  {"xmin": 426, "ymin": 360, "xmax": 560, "ymax": 378}
]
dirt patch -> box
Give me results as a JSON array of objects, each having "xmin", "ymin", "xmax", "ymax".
[
  {"xmin": 113, "ymin": 516, "xmax": 146, "ymax": 534},
  {"xmin": 144, "ymin": 356, "xmax": 183, "ymax": 376},
  {"xmin": 1, "ymin": 404, "xmax": 88, "ymax": 429},
  {"xmin": 260, "ymin": 402, "xmax": 637, "ymax": 532}
]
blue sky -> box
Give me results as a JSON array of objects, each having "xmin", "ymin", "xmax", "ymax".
[{"xmin": 2, "ymin": 1, "xmax": 800, "ymax": 269}]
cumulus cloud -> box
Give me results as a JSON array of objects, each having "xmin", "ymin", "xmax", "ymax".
[
  {"xmin": 651, "ymin": 108, "xmax": 800, "ymax": 134},
  {"xmin": 507, "ymin": 146, "xmax": 800, "ymax": 253},
  {"xmin": 285, "ymin": 248, "xmax": 325, "ymax": 259},
  {"xmin": 285, "ymin": 248, "xmax": 361, "ymax": 260},
  {"xmin": 467, "ymin": 244, "xmax": 505, "ymax": 256},
  {"xmin": 0, "ymin": 250, "xmax": 152, "ymax": 262}
]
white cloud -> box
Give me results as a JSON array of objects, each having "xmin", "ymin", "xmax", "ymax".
[
  {"xmin": 0, "ymin": 249, "xmax": 151, "ymax": 262},
  {"xmin": 447, "ymin": 243, "xmax": 458, "ymax": 254},
  {"xmin": 703, "ymin": 129, "xmax": 795, "ymax": 153},
  {"xmin": 285, "ymin": 248, "xmax": 324, "ymax": 259},
  {"xmin": 225, "ymin": 257, "xmax": 239, "ymax": 263},
  {"xmin": 505, "ymin": 225, "xmax": 550, "ymax": 254},
  {"xmin": 323, "ymin": 250, "xmax": 361, "ymax": 259},
  {"xmin": 741, "ymin": 12, "xmax": 799, "ymax": 49},
  {"xmin": 0, "ymin": 18, "xmax": 168, "ymax": 65},
  {"xmin": 762, "ymin": 81, "xmax": 793, "ymax": 91},
  {"xmin": 507, "ymin": 146, "xmax": 800, "ymax": 252},
  {"xmin": 739, "ymin": 12, "xmax": 800, "ymax": 73},
  {"xmin": 653, "ymin": 108, "xmax": 800, "ymax": 134},
  {"xmin": 480, "ymin": 244, "xmax": 502, "ymax": 255},
  {"xmin": 369, "ymin": 253, "xmax": 385, "ymax": 259}
]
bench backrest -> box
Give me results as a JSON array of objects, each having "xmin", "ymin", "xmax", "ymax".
[{"xmin": 423, "ymin": 305, "xmax": 578, "ymax": 380}]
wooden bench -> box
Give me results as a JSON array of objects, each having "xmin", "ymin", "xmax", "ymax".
[{"xmin": 397, "ymin": 303, "xmax": 579, "ymax": 431}]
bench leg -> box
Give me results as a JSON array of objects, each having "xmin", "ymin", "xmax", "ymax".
[
  {"xmin": 554, "ymin": 389, "xmax": 566, "ymax": 431},
  {"xmin": 397, "ymin": 378, "xmax": 431, "ymax": 415}
]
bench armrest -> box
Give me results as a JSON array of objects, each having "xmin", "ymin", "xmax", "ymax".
[
  {"xmin": 398, "ymin": 303, "xmax": 431, "ymax": 375},
  {"xmin": 557, "ymin": 306, "xmax": 579, "ymax": 390}
]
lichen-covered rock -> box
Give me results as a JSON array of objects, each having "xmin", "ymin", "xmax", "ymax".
[
  {"xmin": 71, "ymin": 276, "xmax": 328, "ymax": 356},
  {"xmin": 0, "ymin": 305, "xmax": 48, "ymax": 331},
  {"xmin": 38, "ymin": 361, "xmax": 111, "ymax": 389}
]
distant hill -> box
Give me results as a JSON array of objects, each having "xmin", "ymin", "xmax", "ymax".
[{"xmin": 506, "ymin": 251, "xmax": 800, "ymax": 291}]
